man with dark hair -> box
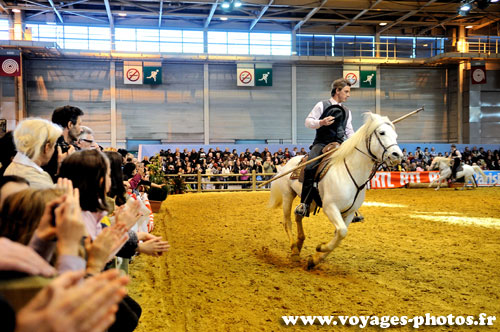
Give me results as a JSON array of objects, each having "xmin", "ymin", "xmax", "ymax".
[
  {"xmin": 43, "ymin": 105, "xmax": 84, "ymax": 180},
  {"xmin": 295, "ymin": 78, "xmax": 354, "ymax": 217}
]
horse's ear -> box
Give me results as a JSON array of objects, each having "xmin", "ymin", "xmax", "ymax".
[{"xmin": 362, "ymin": 112, "xmax": 376, "ymax": 123}]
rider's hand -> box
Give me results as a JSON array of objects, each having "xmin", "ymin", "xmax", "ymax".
[{"xmin": 320, "ymin": 116, "xmax": 335, "ymax": 127}]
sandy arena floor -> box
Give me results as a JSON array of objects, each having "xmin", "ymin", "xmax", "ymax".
[{"xmin": 129, "ymin": 188, "xmax": 500, "ymax": 331}]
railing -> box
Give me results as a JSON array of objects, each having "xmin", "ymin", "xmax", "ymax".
[
  {"xmin": 296, "ymin": 38, "xmax": 500, "ymax": 58},
  {"xmin": 164, "ymin": 171, "xmax": 275, "ymax": 193}
]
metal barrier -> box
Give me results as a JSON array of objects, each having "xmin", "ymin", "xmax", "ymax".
[{"xmin": 164, "ymin": 171, "xmax": 276, "ymax": 193}]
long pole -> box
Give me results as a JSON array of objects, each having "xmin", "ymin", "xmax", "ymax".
[{"xmin": 257, "ymin": 106, "xmax": 424, "ymax": 188}]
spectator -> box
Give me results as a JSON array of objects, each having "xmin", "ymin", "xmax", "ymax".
[
  {"xmin": 4, "ymin": 118, "xmax": 62, "ymax": 189},
  {"xmin": 43, "ymin": 105, "xmax": 84, "ymax": 181},
  {"xmin": 0, "ymin": 132, "xmax": 16, "ymax": 176},
  {"xmin": 76, "ymin": 126, "xmax": 97, "ymax": 150}
]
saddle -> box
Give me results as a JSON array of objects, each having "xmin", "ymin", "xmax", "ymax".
[{"xmin": 290, "ymin": 142, "xmax": 340, "ymax": 183}]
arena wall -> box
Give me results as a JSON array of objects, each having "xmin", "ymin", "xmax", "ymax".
[{"xmin": 17, "ymin": 58, "xmax": 500, "ymax": 146}]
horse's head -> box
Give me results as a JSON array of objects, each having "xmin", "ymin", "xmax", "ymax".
[{"xmin": 365, "ymin": 113, "xmax": 403, "ymax": 167}]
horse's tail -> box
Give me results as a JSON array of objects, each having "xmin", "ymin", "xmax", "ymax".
[
  {"xmin": 472, "ymin": 165, "xmax": 487, "ymax": 180},
  {"xmin": 268, "ymin": 176, "xmax": 283, "ymax": 209}
]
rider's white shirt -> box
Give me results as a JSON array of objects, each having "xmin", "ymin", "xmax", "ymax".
[{"xmin": 305, "ymin": 97, "xmax": 354, "ymax": 138}]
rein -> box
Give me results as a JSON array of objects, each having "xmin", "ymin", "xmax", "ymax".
[
  {"xmin": 340, "ymin": 122, "xmax": 394, "ymax": 216},
  {"xmin": 341, "ymin": 160, "xmax": 381, "ymax": 216}
]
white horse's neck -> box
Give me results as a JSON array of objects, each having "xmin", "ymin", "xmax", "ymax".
[{"xmin": 344, "ymin": 141, "xmax": 377, "ymax": 184}]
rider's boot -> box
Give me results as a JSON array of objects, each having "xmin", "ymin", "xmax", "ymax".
[{"xmin": 295, "ymin": 180, "xmax": 315, "ymax": 217}]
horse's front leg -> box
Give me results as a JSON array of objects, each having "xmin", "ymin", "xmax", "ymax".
[{"xmin": 307, "ymin": 206, "xmax": 350, "ymax": 270}]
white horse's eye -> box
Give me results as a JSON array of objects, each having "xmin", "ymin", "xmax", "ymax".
[{"xmin": 379, "ymin": 131, "xmax": 385, "ymax": 135}]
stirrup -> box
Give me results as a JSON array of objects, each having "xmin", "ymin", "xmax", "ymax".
[{"xmin": 295, "ymin": 203, "xmax": 309, "ymax": 217}]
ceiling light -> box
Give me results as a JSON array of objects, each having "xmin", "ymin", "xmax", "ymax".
[
  {"xmin": 379, "ymin": 22, "xmax": 387, "ymax": 26},
  {"xmin": 221, "ymin": 1, "xmax": 230, "ymax": 9},
  {"xmin": 12, "ymin": 8, "xmax": 21, "ymax": 13},
  {"xmin": 220, "ymin": 17, "xmax": 228, "ymax": 21},
  {"xmin": 491, "ymin": 0, "xmax": 499, "ymax": 3},
  {"xmin": 460, "ymin": 3, "xmax": 471, "ymax": 10},
  {"xmin": 118, "ymin": 12, "xmax": 127, "ymax": 17},
  {"xmin": 465, "ymin": 25, "xmax": 473, "ymax": 28},
  {"xmin": 458, "ymin": 1, "xmax": 473, "ymax": 16},
  {"xmin": 234, "ymin": 0, "xmax": 242, "ymax": 7},
  {"xmin": 423, "ymin": 44, "xmax": 428, "ymax": 47}
]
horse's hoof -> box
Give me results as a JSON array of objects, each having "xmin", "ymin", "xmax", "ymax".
[
  {"xmin": 291, "ymin": 254, "xmax": 301, "ymax": 262},
  {"xmin": 306, "ymin": 256, "xmax": 316, "ymax": 270}
]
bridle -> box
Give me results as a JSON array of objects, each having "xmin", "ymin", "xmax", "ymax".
[
  {"xmin": 355, "ymin": 122, "xmax": 398, "ymax": 164},
  {"xmin": 341, "ymin": 122, "xmax": 398, "ymax": 216}
]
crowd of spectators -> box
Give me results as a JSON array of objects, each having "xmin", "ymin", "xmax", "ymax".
[
  {"xmin": 0, "ymin": 106, "xmax": 169, "ymax": 332},
  {"xmin": 141, "ymin": 145, "xmax": 500, "ymax": 181}
]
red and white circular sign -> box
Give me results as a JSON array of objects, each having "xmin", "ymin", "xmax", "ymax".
[
  {"xmin": 345, "ymin": 72, "xmax": 358, "ymax": 85},
  {"xmin": 126, "ymin": 68, "xmax": 141, "ymax": 82},
  {"xmin": 239, "ymin": 70, "xmax": 253, "ymax": 84}
]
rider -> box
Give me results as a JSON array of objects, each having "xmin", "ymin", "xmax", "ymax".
[
  {"xmin": 295, "ymin": 78, "xmax": 354, "ymax": 217},
  {"xmin": 450, "ymin": 144, "xmax": 462, "ymax": 181}
]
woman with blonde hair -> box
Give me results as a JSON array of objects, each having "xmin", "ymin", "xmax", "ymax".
[{"xmin": 4, "ymin": 118, "xmax": 62, "ymax": 189}]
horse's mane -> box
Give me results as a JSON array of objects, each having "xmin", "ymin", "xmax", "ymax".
[{"xmin": 330, "ymin": 112, "xmax": 394, "ymax": 166}]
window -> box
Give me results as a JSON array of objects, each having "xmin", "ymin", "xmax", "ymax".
[
  {"xmin": 228, "ymin": 32, "xmax": 249, "ymax": 54},
  {"xmin": 415, "ymin": 37, "xmax": 436, "ymax": 58},
  {"xmin": 0, "ymin": 19, "xmax": 9, "ymax": 40},
  {"xmin": 271, "ymin": 33, "xmax": 291, "ymax": 55},
  {"xmin": 160, "ymin": 30, "xmax": 182, "ymax": 53},
  {"xmin": 89, "ymin": 27, "xmax": 111, "ymax": 51},
  {"xmin": 116, "ymin": 28, "xmax": 137, "ymax": 51},
  {"xmin": 250, "ymin": 33, "xmax": 271, "ymax": 55},
  {"xmin": 334, "ymin": 35, "xmax": 355, "ymax": 56},
  {"xmin": 380, "ymin": 36, "xmax": 396, "ymax": 58},
  {"xmin": 182, "ymin": 30, "xmax": 203, "ymax": 53},
  {"xmin": 64, "ymin": 26, "xmax": 88, "ymax": 49},
  {"xmin": 38, "ymin": 24, "xmax": 63, "ymax": 45},
  {"xmin": 208, "ymin": 31, "xmax": 228, "ymax": 54},
  {"xmin": 137, "ymin": 29, "xmax": 159, "ymax": 52}
]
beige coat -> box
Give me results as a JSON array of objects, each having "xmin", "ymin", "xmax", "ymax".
[{"xmin": 4, "ymin": 153, "xmax": 54, "ymax": 189}]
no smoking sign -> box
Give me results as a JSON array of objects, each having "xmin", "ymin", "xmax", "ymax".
[
  {"xmin": 237, "ymin": 68, "xmax": 255, "ymax": 86},
  {"xmin": 124, "ymin": 65, "xmax": 143, "ymax": 84}
]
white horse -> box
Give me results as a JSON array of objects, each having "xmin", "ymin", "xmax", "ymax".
[
  {"xmin": 269, "ymin": 113, "xmax": 403, "ymax": 269},
  {"xmin": 428, "ymin": 157, "xmax": 486, "ymax": 190}
]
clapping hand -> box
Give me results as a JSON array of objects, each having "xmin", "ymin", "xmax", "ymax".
[{"xmin": 15, "ymin": 269, "xmax": 129, "ymax": 332}]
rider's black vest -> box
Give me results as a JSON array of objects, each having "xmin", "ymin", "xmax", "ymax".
[{"xmin": 313, "ymin": 101, "xmax": 348, "ymax": 146}]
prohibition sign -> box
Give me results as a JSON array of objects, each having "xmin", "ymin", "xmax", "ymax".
[
  {"xmin": 345, "ymin": 72, "xmax": 358, "ymax": 85},
  {"xmin": 239, "ymin": 70, "xmax": 252, "ymax": 84},
  {"xmin": 127, "ymin": 68, "xmax": 141, "ymax": 82}
]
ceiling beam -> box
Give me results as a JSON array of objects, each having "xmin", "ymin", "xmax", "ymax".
[
  {"xmin": 471, "ymin": 17, "xmax": 500, "ymax": 30},
  {"xmin": 204, "ymin": 0, "xmax": 218, "ymax": 28},
  {"xmin": 117, "ymin": 0, "xmax": 158, "ymax": 14},
  {"xmin": 103, "ymin": 0, "xmax": 114, "ymax": 25},
  {"xmin": 48, "ymin": 0, "xmax": 64, "ymax": 23},
  {"xmin": 294, "ymin": 0, "xmax": 328, "ymax": 31},
  {"xmin": 250, "ymin": 0, "xmax": 274, "ymax": 30},
  {"xmin": 158, "ymin": 0, "xmax": 163, "ymax": 27},
  {"xmin": 379, "ymin": 0, "xmax": 438, "ymax": 33},
  {"xmin": 418, "ymin": 14, "xmax": 458, "ymax": 35},
  {"xmin": 66, "ymin": 10, "xmax": 108, "ymax": 22},
  {"xmin": 336, "ymin": 0, "xmax": 383, "ymax": 33},
  {"xmin": 0, "ymin": 0, "xmax": 9, "ymax": 13}
]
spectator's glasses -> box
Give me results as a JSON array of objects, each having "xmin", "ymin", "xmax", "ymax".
[{"xmin": 81, "ymin": 138, "xmax": 94, "ymax": 143}]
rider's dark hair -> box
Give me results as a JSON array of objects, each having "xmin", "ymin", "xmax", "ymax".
[{"xmin": 331, "ymin": 78, "xmax": 351, "ymax": 97}]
